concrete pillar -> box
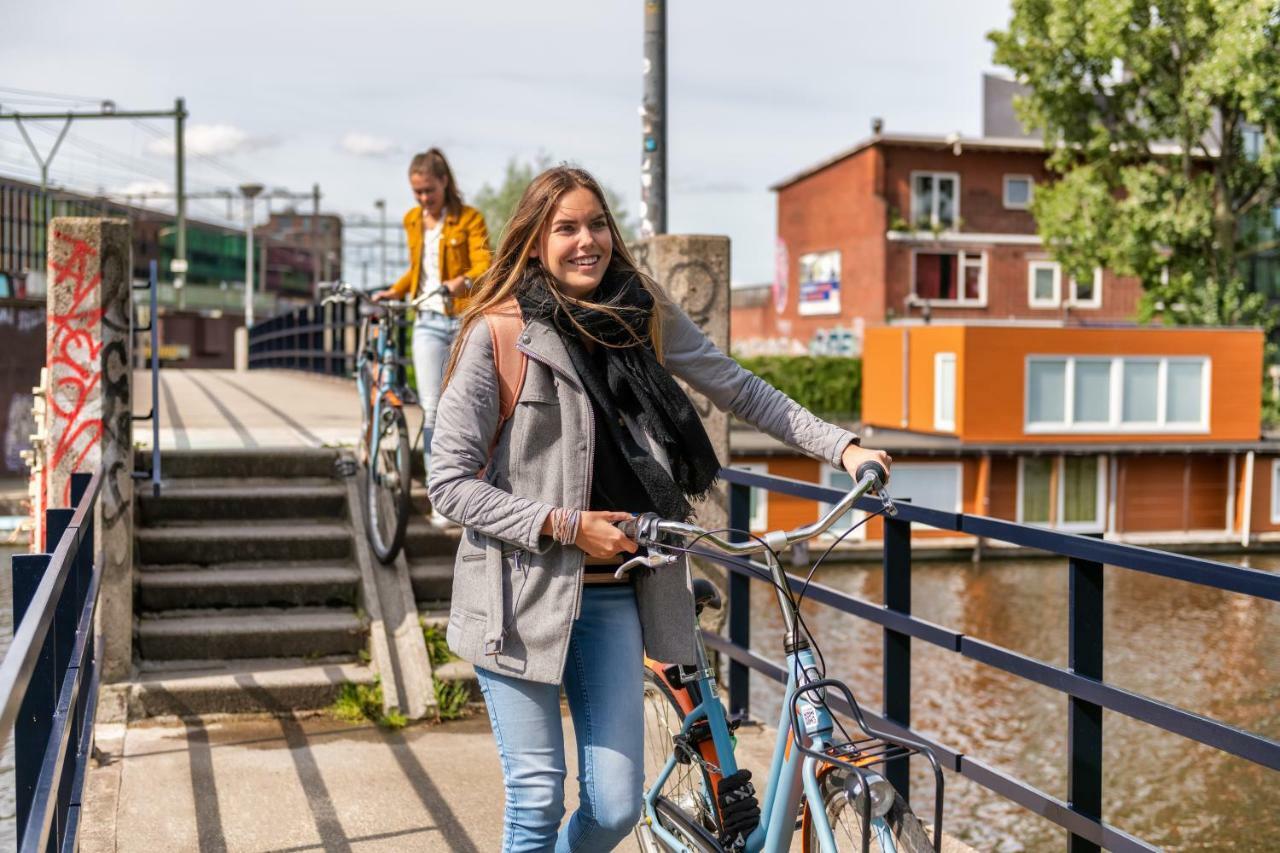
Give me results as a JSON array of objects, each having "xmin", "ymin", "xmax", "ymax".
[
  {"xmin": 42, "ymin": 218, "xmax": 133, "ymax": 681},
  {"xmin": 634, "ymin": 235, "xmax": 732, "ymax": 621}
]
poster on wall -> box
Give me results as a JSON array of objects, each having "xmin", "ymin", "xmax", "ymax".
[
  {"xmin": 798, "ymin": 250, "xmax": 841, "ymax": 316},
  {"xmin": 772, "ymin": 238, "xmax": 789, "ymax": 314}
]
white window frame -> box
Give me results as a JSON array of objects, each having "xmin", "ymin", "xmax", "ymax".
[
  {"xmin": 1271, "ymin": 460, "xmax": 1280, "ymax": 525},
  {"xmin": 1028, "ymin": 260, "xmax": 1062, "ymax": 308},
  {"xmin": 737, "ymin": 463, "xmax": 770, "ymax": 532},
  {"xmin": 910, "ymin": 249, "xmax": 987, "ymax": 306},
  {"xmin": 821, "ymin": 466, "xmax": 866, "ymax": 541},
  {"xmin": 891, "ymin": 461, "xmax": 964, "ymax": 517},
  {"xmin": 910, "ymin": 171, "xmax": 961, "ymax": 230},
  {"xmin": 1069, "ymin": 269, "xmax": 1104, "ymax": 309},
  {"xmin": 1024, "ymin": 355, "xmax": 1211, "ymax": 434},
  {"xmin": 1016, "ymin": 456, "xmax": 1107, "ymax": 533},
  {"xmin": 1003, "ymin": 174, "xmax": 1034, "ymax": 209},
  {"xmin": 934, "ymin": 352, "xmax": 956, "ymax": 432}
]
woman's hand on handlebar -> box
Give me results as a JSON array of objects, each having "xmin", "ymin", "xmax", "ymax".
[
  {"xmin": 841, "ymin": 443, "xmax": 892, "ymax": 486},
  {"xmin": 576, "ymin": 511, "xmax": 639, "ymax": 559},
  {"xmin": 371, "ymin": 288, "xmax": 396, "ymax": 302}
]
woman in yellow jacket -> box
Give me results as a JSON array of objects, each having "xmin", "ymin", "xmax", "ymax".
[{"xmin": 375, "ymin": 149, "xmax": 491, "ymax": 503}]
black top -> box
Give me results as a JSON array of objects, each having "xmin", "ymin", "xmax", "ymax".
[{"xmin": 589, "ymin": 400, "xmax": 659, "ymax": 515}]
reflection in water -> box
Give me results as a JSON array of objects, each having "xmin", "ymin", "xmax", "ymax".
[{"xmin": 744, "ymin": 556, "xmax": 1280, "ymax": 852}]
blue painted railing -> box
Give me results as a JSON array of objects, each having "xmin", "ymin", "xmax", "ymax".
[
  {"xmin": 0, "ymin": 470, "xmax": 103, "ymax": 853},
  {"xmin": 715, "ymin": 467, "xmax": 1280, "ymax": 853}
]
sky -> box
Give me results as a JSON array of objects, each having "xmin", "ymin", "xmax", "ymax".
[{"xmin": 2, "ymin": 0, "xmax": 1015, "ymax": 286}]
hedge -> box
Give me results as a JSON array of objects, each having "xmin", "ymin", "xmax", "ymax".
[{"xmin": 733, "ymin": 355, "xmax": 861, "ymax": 420}]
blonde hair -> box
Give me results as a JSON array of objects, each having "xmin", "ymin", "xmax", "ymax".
[
  {"xmin": 408, "ymin": 148, "xmax": 464, "ymax": 216},
  {"xmin": 443, "ymin": 165, "xmax": 666, "ymax": 387}
]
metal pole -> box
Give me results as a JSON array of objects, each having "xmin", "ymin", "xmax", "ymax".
[
  {"xmin": 376, "ymin": 199, "xmax": 387, "ymax": 287},
  {"xmin": 148, "ymin": 261, "xmax": 161, "ymax": 498},
  {"xmin": 727, "ymin": 483, "xmax": 752, "ymax": 718},
  {"xmin": 640, "ymin": 0, "xmax": 667, "ymax": 237},
  {"xmin": 883, "ymin": 515, "xmax": 912, "ymax": 802},
  {"xmin": 1067, "ymin": 556, "xmax": 1104, "ymax": 853},
  {"xmin": 245, "ymin": 198, "xmax": 255, "ymax": 326},
  {"xmin": 174, "ymin": 98, "xmax": 187, "ymax": 310},
  {"xmin": 311, "ymin": 183, "xmax": 321, "ymax": 296}
]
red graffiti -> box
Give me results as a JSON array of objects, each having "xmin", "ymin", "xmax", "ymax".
[{"xmin": 46, "ymin": 231, "xmax": 104, "ymax": 508}]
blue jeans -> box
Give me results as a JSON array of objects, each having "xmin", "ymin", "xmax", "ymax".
[
  {"xmin": 476, "ymin": 585, "xmax": 645, "ymax": 852},
  {"xmin": 412, "ymin": 310, "xmax": 460, "ymax": 476}
]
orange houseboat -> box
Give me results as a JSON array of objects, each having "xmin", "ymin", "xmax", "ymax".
[{"xmin": 730, "ymin": 322, "xmax": 1280, "ymax": 554}]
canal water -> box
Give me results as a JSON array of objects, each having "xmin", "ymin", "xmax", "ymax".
[{"xmin": 745, "ymin": 554, "xmax": 1280, "ymax": 852}]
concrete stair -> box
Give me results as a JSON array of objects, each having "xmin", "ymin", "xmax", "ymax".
[{"xmin": 131, "ymin": 448, "xmax": 372, "ymax": 718}]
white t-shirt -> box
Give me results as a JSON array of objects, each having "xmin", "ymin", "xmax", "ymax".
[{"xmin": 418, "ymin": 216, "xmax": 446, "ymax": 314}]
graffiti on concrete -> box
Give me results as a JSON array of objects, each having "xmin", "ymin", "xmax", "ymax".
[{"xmin": 46, "ymin": 230, "xmax": 105, "ymax": 508}]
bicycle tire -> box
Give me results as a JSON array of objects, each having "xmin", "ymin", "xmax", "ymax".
[
  {"xmin": 633, "ymin": 667, "xmax": 722, "ymax": 850},
  {"xmin": 803, "ymin": 764, "xmax": 935, "ymax": 853},
  {"xmin": 364, "ymin": 405, "xmax": 411, "ymax": 564}
]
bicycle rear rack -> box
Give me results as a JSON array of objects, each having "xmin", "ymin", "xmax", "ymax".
[{"xmin": 788, "ymin": 678, "xmax": 943, "ymax": 853}]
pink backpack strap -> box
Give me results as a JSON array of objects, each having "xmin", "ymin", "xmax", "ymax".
[{"xmin": 484, "ymin": 297, "xmax": 527, "ymax": 447}]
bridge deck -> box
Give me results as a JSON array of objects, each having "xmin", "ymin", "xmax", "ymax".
[{"xmin": 133, "ymin": 369, "xmax": 388, "ymax": 450}]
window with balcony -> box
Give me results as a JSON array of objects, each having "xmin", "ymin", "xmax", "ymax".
[
  {"xmin": 914, "ymin": 250, "xmax": 985, "ymax": 305},
  {"xmin": 910, "ymin": 172, "xmax": 959, "ymax": 229},
  {"xmin": 1026, "ymin": 356, "xmax": 1209, "ymax": 432},
  {"xmin": 1018, "ymin": 456, "xmax": 1105, "ymax": 532},
  {"xmin": 1004, "ymin": 175, "xmax": 1033, "ymax": 209}
]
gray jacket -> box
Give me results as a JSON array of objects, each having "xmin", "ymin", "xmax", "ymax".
[{"xmin": 427, "ymin": 301, "xmax": 857, "ymax": 685}]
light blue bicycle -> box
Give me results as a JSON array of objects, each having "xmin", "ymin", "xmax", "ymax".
[{"xmin": 619, "ymin": 462, "xmax": 943, "ymax": 853}]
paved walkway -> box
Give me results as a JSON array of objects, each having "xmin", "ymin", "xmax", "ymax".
[{"xmin": 133, "ymin": 369, "xmax": 374, "ymax": 450}]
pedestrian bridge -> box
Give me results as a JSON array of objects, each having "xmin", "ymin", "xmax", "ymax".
[{"xmin": 5, "ymin": 366, "xmax": 1276, "ymax": 852}]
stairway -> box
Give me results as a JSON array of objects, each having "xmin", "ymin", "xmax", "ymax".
[{"xmin": 130, "ymin": 448, "xmax": 376, "ymax": 718}]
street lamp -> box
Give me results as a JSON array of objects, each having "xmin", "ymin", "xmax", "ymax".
[
  {"xmin": 240, "ymin": 183, "xmax": 264, "ymax": 326},
  {"xmin": 374, "ymin": 198, "xmax": 387, "ymax": 289}
]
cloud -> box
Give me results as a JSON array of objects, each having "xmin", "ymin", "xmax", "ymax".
[
  {"xmin": 339, "ymin": 131, "xmax": 398, "ymax": 158},
  {"xmin": 146, "ymin": 123, "xmax": 262, "ymax": 157},
  {"xmin": 113, "ymin": 180, "xmax": 171, "ymax": 197}
]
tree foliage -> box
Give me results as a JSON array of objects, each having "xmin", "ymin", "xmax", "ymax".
[
  {"xmin": 989, "ymin": 1, "xmax": 1280, "ymax": 331},
  {"xmin": 734, "ymin": 355, "xmax": 861, "ymax": 420},
  {"xmin": 472, "ymin": 155, "xmax": 638, "ymax": 246}
]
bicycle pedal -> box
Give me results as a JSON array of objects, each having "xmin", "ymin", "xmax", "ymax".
[{"xmin": 333, "ymin": 458, "xmax": 358, "ymax": 478}]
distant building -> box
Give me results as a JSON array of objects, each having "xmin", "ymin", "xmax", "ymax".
[{"xmin": 732, "ymin": 322, "xmax": 1280, "ymax": 552}]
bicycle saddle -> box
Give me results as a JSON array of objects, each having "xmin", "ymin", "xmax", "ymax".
[{"xmin": 692, "ymin": 578, "xmax": 722, "ymax": 614}]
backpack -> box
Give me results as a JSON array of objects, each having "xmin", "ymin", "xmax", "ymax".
[{"xmin": 484, "ymin": 298, "xmax": 528, "ymax": 453}]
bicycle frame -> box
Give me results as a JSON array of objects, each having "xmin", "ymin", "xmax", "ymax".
[
  {"xmin": 641, "ymin": 570, "xmax": 870, "ymax": 853},
  {"xmin": 353, "ymin": 301, "xmax": 408, "ymax": 471}
]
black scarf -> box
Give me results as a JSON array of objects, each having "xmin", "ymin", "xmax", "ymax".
[{"xmin": 517, "ymin": 266, "xmax": 720, "ymax": 521}]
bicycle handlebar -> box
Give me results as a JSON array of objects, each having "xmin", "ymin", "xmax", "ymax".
[{"xmin": 613, "ymin": 460, "xmax": 894, "ymax": 557}]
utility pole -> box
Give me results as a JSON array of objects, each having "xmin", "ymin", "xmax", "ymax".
[
  {"xmin": 240, "ymin": 183, "xmax": 264, "ymax": 327},
  {"xmin": 640, "ymin": 0, "xmax": 667, "ymax": 237},
  {"xmin": 311, "ymin": 183, "xmax": 322, "ymax": 294},
  {"xmin": 374, "ymin": 199, "xmax": 387, "ymax": 287}
]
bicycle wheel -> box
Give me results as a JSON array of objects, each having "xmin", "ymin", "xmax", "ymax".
[
  {"xmin": 363, "ymin": 404, "xmax": 411, "ymax": 563},
  {"xmin": 633, "ymin": 667, "xmax": 722, "ymax": 851},
  {"xmin": 803, "ymin": 764, "xmax": 935, "ymax": 853}
]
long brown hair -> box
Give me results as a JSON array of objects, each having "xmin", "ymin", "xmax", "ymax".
[
  {"xmin": 408, "ymin": 148, "xmax": 464, "ymax": 217},
  {"xmin": 443, "ymin": 165, "xmax": 666, "ymax": 387}
]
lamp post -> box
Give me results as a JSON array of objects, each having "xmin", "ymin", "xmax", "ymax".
[
  {"xmin": 240, "ymin": 183, "xmax": 265, "ymax": 326},
  {"xmin": 374, "ymin": 198, "xmax": 387, "ymax": 288}
]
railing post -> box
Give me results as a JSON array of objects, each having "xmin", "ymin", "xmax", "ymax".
[
  {"xmin": 883, "ymin": 515, "xmax": 912, "ymax": 802},
  {"xmin": 1068, "ymin": 556, "xmax": 1104, "ymax": 853},
  {"xmin": 12, "ymin": 551, "xmax": 54, "ymax": 849},
  {"xmin": 727, "ymin": 482, "xmax": 751, "ymax": 718}
]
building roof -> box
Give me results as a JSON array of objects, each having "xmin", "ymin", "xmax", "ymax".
[{"xmin": 730, "ymin": 422, "xmax": 1280, "ymax": 458}]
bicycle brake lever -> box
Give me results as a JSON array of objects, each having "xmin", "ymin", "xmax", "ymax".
[
  {"xmin": 877, "ymin": 486, "xmax": 898, "ymax": 518},
  {"xmin": 613, "ymin": 549, "xmax": 677, "ymax": 580}
]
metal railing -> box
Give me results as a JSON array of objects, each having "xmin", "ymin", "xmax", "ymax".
[
  {"xmin": 715, "ymin": 467, "xmax": 1280, "ymax": 853},
  {"xmin": 132, "ymin": 259, "xmax": 161, "ymax": 497},
  {"xmin": 247, "ymin": 299, "xmax": 362, "ymax": 375},
  {"xmin": 0, "ymin": 470, "xmax": 104, "ymax": 853}
]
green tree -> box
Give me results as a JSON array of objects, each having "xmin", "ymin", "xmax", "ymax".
[
  {"xmin": 472, "ymin": 155, "xmax": 638, "ymax": 246},
  {"xmin": 989, "ymin": 1, "xmax": 1280, "ymax": 332}
]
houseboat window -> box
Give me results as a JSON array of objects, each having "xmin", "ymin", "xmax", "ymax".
[
  {"xmin": 1271, "ymin": 461, "xmax": 1280, "ymax": 524},
  {"xmin": 911, "ymin": 172, "xmax": 959, "ymax": 229},
  {"xmin": 821, "ymin": 469, "xmax": 856, "ymax": 537},
  {"xmin": 934, "ymin": 353, "xmax": 957, "ymax": 431},
  {"xmin": 914, "ymin": 251, "xmax": 984, "ymax": 304},
  {"xmin": 1028, "ymin": 359, "xmax": 1067, "ymax": 425},
  {"xmin": 1166, "ymin": 361, "xmax": 1205, "ymax": 424},
  {"xmin": 1074, "ymin": 359, "xmax": 1112, "ymax": 423},
  {"xmin": 1004, "ymin": 175, "xmax": 1033, "ymax": 209},
  {"xmin": 1020, "ymin": 458, "xmax": 1053, "ymax": 523},
  {"xmin": 1018, "ymin": 456, "xmax": 1104, "ymax": 530},
  {"xmin": 1029, "ymin": 356, "xmax": 1208, "ymax": 432},
  {"xmin": 891, "ymin": 463, "xmax": 963, "ymax": 516},
  {"xmin": 1029, "ymin": 261, "xmax": 1060, "ymax": 307},
  {"xmin": 1121, "ymin": 360, "xmax": 1160, "ymax": 423},
  {"xmin": 737, "ymin": 463, "xmax": 770, "ymax": 532}
]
